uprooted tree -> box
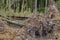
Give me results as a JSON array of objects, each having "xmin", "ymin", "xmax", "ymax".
[{"xmin": 24, "ymin": 0, "xmax": 59, "ymax": 40}]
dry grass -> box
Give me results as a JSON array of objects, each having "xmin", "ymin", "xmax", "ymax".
[{"xmin": 58, "ymin": 32, "xmax": 60, "ymax": 40}]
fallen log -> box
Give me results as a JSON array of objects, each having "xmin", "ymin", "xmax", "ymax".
[
  {"xmin": 2, "ymin": 18, "xmax": 25, "ymax": 27},
  {"xmin": 7, "ymin": 15, "xmax": 29, "ymax": 20},
  {"xmin": 0, "ymin": 14, "xmax": 29, "ymax": 20}
]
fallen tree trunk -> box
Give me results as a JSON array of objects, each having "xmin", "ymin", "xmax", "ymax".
[
  {"xmin": 2, "ymin": 18, "xmax": 25, "ymax": 27},
  {"xmin": 0, "ymin": 14, "xmax": 29, "ymax": 20},
  {"xmin": 7, "ymin": 15, "xmax": 29, "ymax": 20}
]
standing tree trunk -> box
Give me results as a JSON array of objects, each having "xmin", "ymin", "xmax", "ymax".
[{"xmin": 35, "ymin": 0, "xmax": 37, "ymax": 14}]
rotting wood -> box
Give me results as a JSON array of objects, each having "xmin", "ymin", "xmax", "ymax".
[
  {"xmin": 0, "ymin": 14, "xmax": 29, "ymax": 20},
  {"xmin": 1, "ymin": 18, "xmax": 25, "ymax": 27},
  {"xmin": 7, "ymin": 15, "xmax": 29, "ymax": 20}
]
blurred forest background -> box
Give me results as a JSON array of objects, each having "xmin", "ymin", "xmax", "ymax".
[{"xmin": 0, "ymin": 0, "xmax": 60, "ymax": 17}]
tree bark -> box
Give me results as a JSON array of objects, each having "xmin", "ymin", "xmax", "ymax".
[{"xmin": 2, "ymin": 18, "xmax": 25, "ymax": 27}]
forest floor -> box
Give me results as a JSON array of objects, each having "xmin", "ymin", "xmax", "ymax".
[{"xmin": 0, "ymin": 14, "xmax": 60, "ymax": 40}]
